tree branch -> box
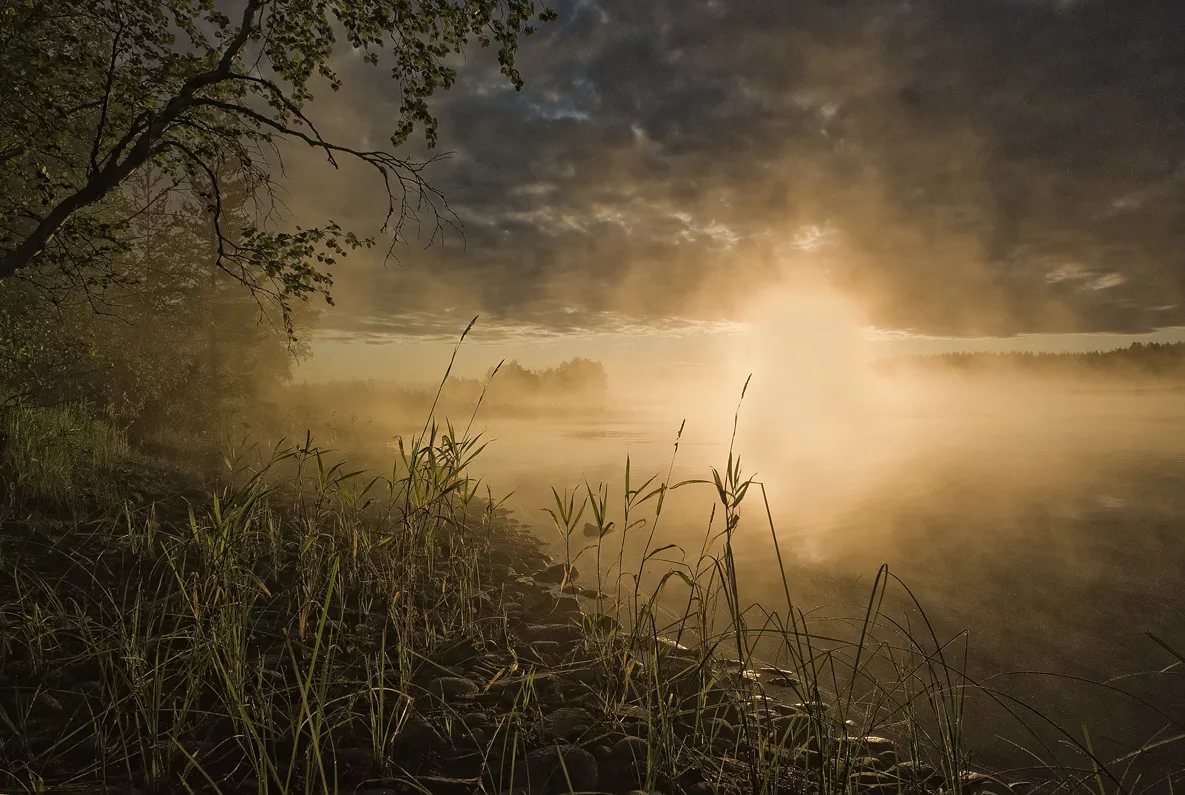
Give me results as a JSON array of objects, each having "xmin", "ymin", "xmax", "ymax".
[{"xmin": 0, "ymin": 0, "xmax": 265, "ymax": 280}]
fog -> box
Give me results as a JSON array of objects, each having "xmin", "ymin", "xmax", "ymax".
[{"xmin": 280, "ymin": 287, "xmax": 1185, "ymax": 776}]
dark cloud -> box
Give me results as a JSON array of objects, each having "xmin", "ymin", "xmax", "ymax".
[{"xmin": 290, "ymin": 0, "xmax": 1185, "ymax": 339}]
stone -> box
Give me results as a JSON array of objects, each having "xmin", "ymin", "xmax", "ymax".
[
  {"xmin": 586, "ymin": 613, "xmax": 621, "ymax": 633},
  {"xmin": 525, "ymin": 744, "xmax": 599, "ymax": 794},
  {"xmin": 394, "ymin": 713, "xmax": 447, "ymax": 754},
  {"xmin": 330, "ymin": 746, "xmax": 376, "ymax": 786},
  {"xmin": 850, "ymin": 771, "xmax": 898, "ymax": 793},
  {"xmin": 609, "ymin": 735, "xmax": 650, "ymax": 778},
  {"xmin": 560, "ymin": 582, "xmax": 608, "ymax": 598},
  {"xmin": 429, "ymin": 675, "xmax": 479, "ymax": 700},
  {"xmin": 754, "ymin": 665, "xmax": 800, "ymax": 689},
  {"xmin": 480, "ymin": 673, "xmax": 562, "ymax": 709},
  {"xmin": 527, "ymin": 640, "xmax": 564, "ymax": 662},
  {"xmin": 894, "ymin": 760, "xmax": 945, "ymax": 789},
  {"xmin": 444, "ymin": 752, "xmax": 487, "ymax": 778},
  {"xmin": 462, "ymin": 711, "xmax": 492, "ymax": 731},
  {"xmin": 521, "ymin": 622, "xmax": 584, "ymax": 644},
  {"xmin": 535, "ymin": 563, "xmax": 578, "ymax": 584},
  {"xmin": 437, "ymin": 637, "xmax": 481, "ymax": 666},
  {"xmin": 708, "ymin": 718, "xmax": 739, "ymax": 750},
  {"xmin": 417, "ymin": 775, "xmax": 480, "ymax": 795},
  {"xmin": 539, "ymin": 706, "xmax": 596, "ymax": 741},
  {"xmin": 961, "ymin": 771, "xmax": 1014, "ymax": 794},
  {"xmin": 550, "ymin": 594, "xmax": 583, "ymax": 616},
  {"xmin": 560, "ymin": 665, "xmax": 603, "ymax": 686}
]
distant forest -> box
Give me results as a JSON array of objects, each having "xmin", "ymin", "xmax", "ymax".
[
  {"xmin": 880, "ymin": 341, "xmax": 1185, "ymax": 379},
  {"xmin": 285, "ymin": 357, "xmax": 610, "ymax": 429}
]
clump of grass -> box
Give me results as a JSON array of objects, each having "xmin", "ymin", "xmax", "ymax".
[{"xmin": 1, "ymin": 401, "xmax": 132, "ymax": 505}]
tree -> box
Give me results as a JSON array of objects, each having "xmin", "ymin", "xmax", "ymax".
[{"xmin": 0, "ymin": 0, "xmax": 554, "ymax": 330}]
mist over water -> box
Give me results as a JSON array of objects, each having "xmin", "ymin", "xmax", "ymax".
[
  {"xmin": 462, "ymin": 372, "xmax": 1185, "ymax": 772},
  {"xmin": 289, "ymin": 289, "xmax": 1185, "ymax": 774}
]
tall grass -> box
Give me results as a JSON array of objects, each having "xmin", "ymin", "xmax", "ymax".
[{"xmin": 0, "ymin": 350, "xmax": 1182, "ymax": 793}]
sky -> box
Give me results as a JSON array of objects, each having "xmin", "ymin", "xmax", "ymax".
[{"xmin": 288, "ymin": 0, "xmax": 1185, "ymax": 381}]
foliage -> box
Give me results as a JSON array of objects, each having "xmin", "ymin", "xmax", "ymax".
[
  {"xmin": 0, "ymin": 161, "xmax": 301, "ymax": 443},
  {"xmin": 0, "ymin": 0, "xmax": 555, "ymax": 326}
]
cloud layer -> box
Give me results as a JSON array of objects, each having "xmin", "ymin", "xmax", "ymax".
[{"xmin": 290, "ymin": 0, "xmax": 1185, "ymax": 340}]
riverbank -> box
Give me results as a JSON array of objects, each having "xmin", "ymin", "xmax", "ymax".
[{"xmin": 0, "ymin": 406, "xmax": 1131, "ymax": 794}]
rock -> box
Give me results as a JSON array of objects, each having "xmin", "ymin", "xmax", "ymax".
[
  {"xmin": 894, "ymin": 760, "xmax": 944, "ymax": 789},
  {"xmin": 539, "ymin": 706, "xmax": 596, "ymax": 742},
  {"xmin": 859, "ymin": 735, "xmax": 897, "ymax": 757},
  {"xmin": 754, "ymin": 665, "xmax": 800, "ymax": 689},
  {"xmin": 707, "ymin": 718, "xmax": 739, "ymax": 750},
  {"xmin": 437, "ymin": 637, "xmax": 481, "ymax": 666},
  {"xmin": 550, "ymin": 594, "xmax": 583, "ymax": 616},
  {"xmin": 586, "ymin": 613, "xmax": 621, "ymax": 633},
  {"xmin": 525, "ymin": 744, "xmax": 598, "ymax": 794},
  {"xmin": 560, "ymin": 665, "xmax": 603, "ymax": 687},
  {"xmin": 329, "ymin": 746, "xmax": 376, "ymax": 786},
  {"xmin": 527, "ymin": 640, "xmax": 564, "ymax": 663},
  {"xmin": 463, "ymin": 727, "xmax": 490, "ymax": 751},
  {"xmin": 850, "ymin": 771, "xmax": 898, "ymax": 793},
  {"xmin": 960, "ymin": 771, "xmax": 1014, "ymax": 794},
  {"xmin": 444, "ymin": 752, "xmax": 487, "ymax": 778},
  {"xmin": 560, "ymin": 582, "xmax": 609, "ymax": 599},
  {"xmin": 480, "ymin": 673, "xmax": 562, "ymax": 709},
  {"xmin": 793, "ymin": 700, "xmax": 829, "ymax": 714},
  {"xmin": 394, "ymin": 713, "xmax": 447, "ymax": 754},
  {"xmin": 534, "ymin": 563, "xmax": 578, "ymax": 584},
  {"xmin": 609, "ymin": 735, "xmax": 650, "ymax": 779},
  {"xmin": 429, "ymin": 675, "xmax": 480, "ymax": 700},
  {"xmin": 521, "ymin": 623, "xmax": 584, "ymax": 644},
  {"xmin": 417, "ymin": 775, "xmax": 480, "ymax": 795},
  {"xmin": 853, "ymin": 754, "xmax": 894, "ymax": 773}
]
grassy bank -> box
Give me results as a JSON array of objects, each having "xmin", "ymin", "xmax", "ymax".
[{"xmin": 0, "ymin": 401, "xmax": 1179, "ymax": 794}]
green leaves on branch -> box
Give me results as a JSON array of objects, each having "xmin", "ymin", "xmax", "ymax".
[{"xmin": 0, "ymin": 0, "xmax": 555, "ymax": 329}]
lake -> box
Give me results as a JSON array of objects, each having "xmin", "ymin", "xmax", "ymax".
[{"xmin": 459, "ymin": 378, "xmax": 1185, "ymax": 783}]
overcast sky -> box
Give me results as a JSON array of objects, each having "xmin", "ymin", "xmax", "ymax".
[{"xmin": 287, "ymin": 0, "xmax": 1185, "ymax": 379}]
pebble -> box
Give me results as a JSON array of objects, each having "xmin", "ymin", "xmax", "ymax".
[
  {"xmin": 534, "ymin": 563, "xmax": 578, "ymax": 584},
  {"xmin": 415, "ymin": 774, "xmax": 479, "ymax": 795},
  {"xmin": 394, "ymin": 713, "xmax": 447, "ymax": 753},
  {"xmin": 525, "ymin": 744, "xmax": 599, "ymax": 794},
  {"xmin": 520, "ymin": 622, "xmax": 584, "ymax": 644},
  {"xmin": 429, "ymin": 675, "xmax": 479, "ymax": 700},
  {"xmin": 539, "ymin": 706, "xmax": 596, "ymax": 741},
  {"xmin": 609, "ymin": 735, "xmax": 650, "ymax": 776}
]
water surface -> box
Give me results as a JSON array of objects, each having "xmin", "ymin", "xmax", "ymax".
[{"xmin": 464, "ymin": 381, "xmax": 1185, "ymax": 777}]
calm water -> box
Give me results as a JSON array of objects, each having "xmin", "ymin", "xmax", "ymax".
[{"xmin": 463, "ymin": 382, "xmax": 1185, "ymax": 779}]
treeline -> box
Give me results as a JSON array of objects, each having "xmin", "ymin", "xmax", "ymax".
[
  {"xmin": 284, "ymin": 357, "xmax": 609, "ymax": 429},
  {"xmin": 880, "ymin": 342, "xmax": 1185, "ymax": 379}
]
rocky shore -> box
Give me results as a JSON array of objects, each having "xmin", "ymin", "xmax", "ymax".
[{"xmin": 0, "ymin": 456, "xmax": 1028, "ymax": 795}]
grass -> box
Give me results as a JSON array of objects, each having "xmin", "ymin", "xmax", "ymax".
[
  {"xmin": 0, "ymin": 366, "xmax": 1182, "ymax": 793},
  {"xmin": 1, "ymin": 401, "xmax": 132, "ymax": 506}
]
